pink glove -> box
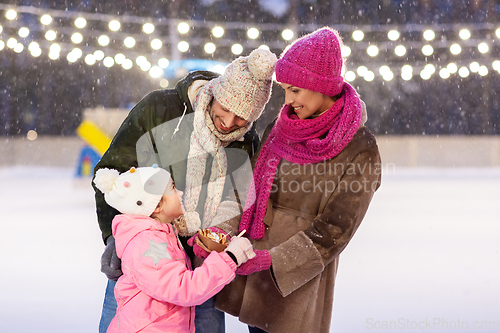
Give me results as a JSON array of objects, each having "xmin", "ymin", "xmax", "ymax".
[
  {"xmin": 235, "ymin": 249, "xmax": 272, "ymax": 275},
  {"xmin": 187, "ymin": 227, "xmax": 231, "ymax": 259}
]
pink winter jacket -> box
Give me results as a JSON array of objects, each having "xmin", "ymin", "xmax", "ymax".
[{"xmin": 107, "ymin": 215, "xmax": 237, "ymax": 333}]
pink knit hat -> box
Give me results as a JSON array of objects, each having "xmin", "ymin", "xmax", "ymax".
[{"xmin": 276, "ymin": 27, "xmax": 344, "ymax": 97}]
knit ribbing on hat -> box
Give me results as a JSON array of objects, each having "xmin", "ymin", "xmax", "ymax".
[
  {"xmin": 239, "ymin": 82, "xmax": 362, "ymax": 240},
  {"xmin": 212, "ymin": 48, "xmax": 276, "ymax": 123},
  {"xmin": 276, "ymin": 27, "xmax": 344, "ymax": 97}
]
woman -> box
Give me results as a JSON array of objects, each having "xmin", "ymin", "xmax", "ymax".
[{"xmin": 212, "ymin": 27, "xmax": 382, "ymax": 333}]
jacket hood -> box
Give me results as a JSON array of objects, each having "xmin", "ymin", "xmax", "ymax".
[
  {"xmin": 175, "ymin": 70, "xmax": 220, "ymax": 113},
  {"xmin": 112, "ymin": 215, "xmax": 171, "ymax": 257}
]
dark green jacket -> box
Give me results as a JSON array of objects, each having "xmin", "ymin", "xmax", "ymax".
[{"xmin": 93, "ymin": 71, "xmax": 259, "ymax": 243}]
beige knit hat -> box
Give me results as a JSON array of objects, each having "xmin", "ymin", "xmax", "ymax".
[{"xmin": 211, "ymin": 48, "xmax": 277, "ymax": 123}]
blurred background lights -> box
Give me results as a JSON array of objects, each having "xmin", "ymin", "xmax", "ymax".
[
  {"xmin": 212, "ymin": 64, "xmax": 226, "ymax": 74},
  {"xmin": 493, "ymin": 60, "xmax": 500, "ymax": 71},
  {"xmin": 158, "ymin": 58, "xmax": 169, "ymax": 68},
  {"xmin": 0, "ymin": 40, "xmax": 5, "ymax": 50},
  {"xmin": 423, "ymin": 29, "xmax": 435, "ymax": 41},
  {"xmin": 49, "ymin": 51, "xmax": 59, "ymax": 60},
  {"xmin": 345, "ymin": 70, "xmax": 356, "ymax": 82},
  {"xmin": 420, "ymin": 69, "xmax": 431, "ymax": 80},
  {"xmin": 496, "ymin": 28, "xmax": 500, "ymax": 39},
  {"xmin": 422, "ymin": 45, "xmax": 434, "ymax": 56},
  {"xmin": 124, "ymin": 37, "xmax": 136, "ymax": 48},
  {"xmin": 247, "ymin": 28, "xmax": 259, "ymax": 39},
  {"xmin": 352, "ymin": 30, "xmax": 364, "ymax": 41},
  {"xmin": 93, "ymin": 50, "xmax": 105, "ymax": 61},
  {"xmin": 394, "ymin": 45, "xmax": 406, "ymax": 56},
  {"xmin": 379, "ymin": 65, "xmax": 391, "ymax": 76},
  {"xmin": 122, "ymin": 58, "xmax": 133, "ymax": 70},
  {"xmin": 469, "ymin": 61, "xmax": 480, "ymax": 72},
  {"xmin": 71, "ymin": 48, "xmax": 83, "ymax": 59},
  {"xmin": 401, "ymin": 70, "xmax": 413, "ymax": 81},
  {"xmin": 357, "ymin": 65, "xmax": 368, "ymax": 77},
  {"xmin": 439, "ymin": 68, "xmax": 450, "ymax": 79},
  {"xmin": 149, "ymin": 66, "xmax": 163, "ymax": 78},
  {"xmin": 136, "ymin": 56, "xmax": 148, "ymax": 66},
  {"xmin": 7, "ymin": 37, "xmax": 17, "ymax": 48},
  {"xmin": 477, "ymin": 42, "xmax": 489, "ymax": 53},
  {"xmin": 85, "ymin": 54, "xmax": 96, "ymax": 66},
  {"xmin": 212, "ymin": 26, "xmax": 224, "ymax": 38},
  {"xmin": 178, "ymin": 22, "xmax": 190, "ymax": 34},
  {"xmin": 114, "ymin": 53, "xmax": 125, "ymax": 64},
  {"xmin": 49, "ymin": 43, "xmax": 61, "ymax": 53},
  {"xmin": 364, "ymin": 71, "xmax": 375, "ymax": 81},
  {"xmin": 367, "ymin": 45, "xmax": 379, "ymax": 57},
  {"xmin": 6, "ymin": 9, "xmax": 17, "ymax": 20},
  {"xmin": 450, "ymin": 44, "xmax": 461, "ymax": 55},
  {"xmin": 71, "ymin": 32, "xmax": 83, "ymax": 44},
  {"xmin": 40, "ymin": 14, "xmax": 52, "ymax": 25},
  {"xmin": 151, "ymin": 38, "xmax": 162, "ymax": 50},
  {"xmin": 160, "ymin": 79, "xmax": 169, "ymax": 88},
  {"xmin": 282, "ymin": 29, "xmax": 294, "ymax": 41},
  {"xmin": 27, "ymin": 130, "xmax": 37, "ymax": 141},
  {"xmin": 459, "ymin": 29, "xmax": 471, "ymax": 40},
  {"xmin": 75, "ymin": 17, "xmax": 86, "ymax": 28},
  {"xmin": 0, "ymin": 25, "xmax": 2, "ymax": 34},
  {"xmin": 231, "ymin": 43, "xmax": 243, "ymax": 55},
  {"xmin": 98, "ymin": 35, "xmax": 110, "ymax": 46},
  {"xmin": 143, "ymin": 23, "xmax": 155, "ymax": 34},
  {"xmin": 388, "ymin": 30, "xmax": 400, "ymax": 41},
  {"xmin": 258, "ymin": 45, "xmax": 270, "ymax": 51},
  {"xmin": 109, "ymin": 20, "xmax": 120, "ymax": 31},
  {"xmin": 341, "ymin": 45, "xmax": 351, "ymax": 58},
  {"xmin": 103, "ymin": 56, "xmax": 115, "ymax": 68},
  {"xmin": 140, "ymin": 61, "xmax": 152, "ymax": 72},
  {"xmin": 85, "ymin": 54, "xmax": 96, "ymax": 65},
  {"xmin": 67, "ymin": 52, "xmax": 77, "ymax": 63},
  {"xmin": 178, "ymin": 41, "xmax": 189, "ymax": 52},
  {"xmin": 28, "ymin": 41, "xmax": 39, "ymax": 52},
  {"xmin": 18, "ymin": 27, "xmax": 29, "ymax": 38},
  {"xmin": 478, "ymin": 66, "xmax": 488, "ymax": 76},
  {"xmin": 447, "ymin": 62, "xmax": 458, "ymax": 73},
  {"xmin": 458, "ymin": 66, "xmax": 470, "ymax": 77},
  {"xmin": 204, "ymin": 42, "xmax": 216, "ymax": 54},
  {"xmin": 383, "ymin": 71, "xmax": 394, "ymax": 81},
  {"xmin": 45, "ymin": 30, "xmax": 56, "ymax": 41},
  {"xmin": 424, "ymin": 64, "xmax": 436, "ymax": 74}
]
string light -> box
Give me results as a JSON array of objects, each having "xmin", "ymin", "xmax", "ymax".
[{"xmin": 0, "ymin": 4, "xmax": 498, "ymax": 82}]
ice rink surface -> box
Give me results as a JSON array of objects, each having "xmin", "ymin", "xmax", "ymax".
[{"xmin": 1, "ymin": 166, "xmax": 499, "ymax": 332}]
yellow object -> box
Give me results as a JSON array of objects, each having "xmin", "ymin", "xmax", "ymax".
[{"xmin": 76, "ymin": 120, "xmax": 112, "ymax": 156}]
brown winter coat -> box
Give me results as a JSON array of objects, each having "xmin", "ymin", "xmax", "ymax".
[{"xmin": 215, "ymin": 125, "xmax": 382, "ymax": 333}]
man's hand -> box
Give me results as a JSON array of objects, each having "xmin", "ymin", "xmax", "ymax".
[{"xmin": 100, "ymin": 235, "xmax": 122, "ymax": 281}]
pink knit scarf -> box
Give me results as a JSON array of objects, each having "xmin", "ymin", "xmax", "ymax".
[{"xmin": 239, "ymin": 82, "xmax": 363, "ymax": 239}]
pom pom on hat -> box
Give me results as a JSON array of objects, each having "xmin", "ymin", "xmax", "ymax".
[
  {"xmin": 94, "ymin": 168, "xmax": 120, "ymax": 194},
  {"xmin": 211, "ymin": 48, "xmax": 277, "ymax": 124},
  {"xmin": 276, "ymin": 27, "xmax": 345, "ymax": 97},
  {"xmin": 93, "ymin": 166, "xmax": 173, "ymax": 217}
]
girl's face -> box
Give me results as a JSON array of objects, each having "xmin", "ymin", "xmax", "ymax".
[
  {"xmin": 155, "ymin": 181, "xmax": 184, "ymax": 223},
  {"xmin": 210, "ymin": 99, "xmax": 248, "ymax": 134},
  {"xmin": 280, "ymin": 83, "xmax": 334, "ymax": 119}
]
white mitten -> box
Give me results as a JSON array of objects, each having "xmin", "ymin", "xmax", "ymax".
[{"xmin": 225, "ymin": 237, "xmax": 256, "ymax": 266}]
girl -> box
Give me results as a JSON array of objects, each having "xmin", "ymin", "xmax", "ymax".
[{"xmin": 94, "ymin": 165, "xmax": 255, "ymax": 333}]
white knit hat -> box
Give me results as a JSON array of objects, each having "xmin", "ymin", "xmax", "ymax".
[
  {"xmin": 94, "ymin": 165, "xmax": 173, "ymax": 216},
  {"xmin": 211, "ymin": 48, "xmax": 277, "ymax": 123}
]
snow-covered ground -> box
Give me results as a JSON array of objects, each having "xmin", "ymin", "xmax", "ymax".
[{"xmin": 1, "ymin": 166, "xmax": 499, "ymax": 332}]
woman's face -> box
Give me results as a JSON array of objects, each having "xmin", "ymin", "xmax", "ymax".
[
  {"xmin": 209, "ymin": 99, "xmax": 248, "ymax": 134},
  {"xmin": 280, "ymin": 84, "xmax": 334, "ymax": 119}
]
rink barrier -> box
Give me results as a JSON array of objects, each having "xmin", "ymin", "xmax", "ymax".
[{"xmin": 1, "ymin": 135, "xmax": 499, "ymax": 169}]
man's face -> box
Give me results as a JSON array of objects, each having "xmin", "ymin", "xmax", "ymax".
[{"xmin": 209, "ymin": 99, "xmax": 248, "ymax": 134}]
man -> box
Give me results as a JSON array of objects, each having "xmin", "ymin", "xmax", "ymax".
[{"xmin": 93, "ymin": 48, "xmax": 277, "ymax": 333}]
